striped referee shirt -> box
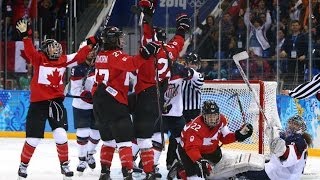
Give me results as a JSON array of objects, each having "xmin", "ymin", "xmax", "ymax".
[
  {"xmin": 288, "ymin": 73, "xmax": 320, "ymax": 99},
  {"xmin": 182, "ymin": 69, "xmax": 204, "ymax": 110}
]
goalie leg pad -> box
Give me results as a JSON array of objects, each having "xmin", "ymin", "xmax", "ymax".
[{"xmin": 208, "ymin": 153, "xmax": 265, "ymax": 180}]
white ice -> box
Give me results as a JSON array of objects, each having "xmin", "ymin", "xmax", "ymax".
[{"xmin": 1, "ymin": 138, "xmax": 319, "ymax": 180}]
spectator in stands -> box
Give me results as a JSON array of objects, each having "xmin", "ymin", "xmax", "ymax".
[
  {"xmin": 207, "ymin": 61, "xmax": 228, "ymax": 80},
  {"xmin": 2, "ymin": 0, "xmax": 14, "ymax": 40},
  {"xmin": 280, "ymin": 20, "xmax": 308, "ymax": 89},
  {"xmin": 198, "ymin": 61, "xmax": 212, "ymax": 80},
  {"xmin": 196, "ymin": 13, "xmax": 216, "ymax": 59},
  {"xmin": 244, "ymin": 8, "xmax": 272, "ymax": 57},
  {"xmin": 221, "ymin": 12, "xmax": 235, "ymax": 37},
  {"xmin": 234, "ymin": 17, "xmax": 247, "ymax": 51},
  {"xmin": 38, "ymin": 0, "xmax": 54, "ymax": 38}
]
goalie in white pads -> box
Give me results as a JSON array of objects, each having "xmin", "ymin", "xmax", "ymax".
[
  {"xmin": 237, "ymin": 115, "xmax": 312, "ymax": 180},
  {"xmin": 176, "ymin": 100, "xmax": 253, "ymax": 179}
]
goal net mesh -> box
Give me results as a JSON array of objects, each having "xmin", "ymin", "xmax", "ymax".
[{"xmin": 201, "ymin": 80, "xmax": 282, "ymax": 155}]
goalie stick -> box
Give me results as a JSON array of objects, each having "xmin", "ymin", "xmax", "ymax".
[
  {"xmin": 229, "ymin": 93, "xmax": 246, "ymax": 124},
  {"xmin": 232, "ymin": 51, "xmax": 276, "ymax": 149}
]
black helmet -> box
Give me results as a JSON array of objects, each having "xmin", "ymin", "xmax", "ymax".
[
  {"xmin": 41, "ymin": 39, "xmax": 62, "ymax": 60},
  {"xmin": 100, "ymin": 26, "xmax": 124, "ymax": 50},
  {"xmin": 185, "ymin": 52, "xmax": 201, "ymax": 65},
  {"xmin": 153, "ymin": 27, "xmax": 166, "ymax": 41},
  {"xmin": 202, "ymin": 100, "xmax": 219, "ymax": 115}
]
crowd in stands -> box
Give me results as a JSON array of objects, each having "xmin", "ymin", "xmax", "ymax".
[{"xmin": 194, "ymin": 0, "xmax": 320, "ymax": 89}]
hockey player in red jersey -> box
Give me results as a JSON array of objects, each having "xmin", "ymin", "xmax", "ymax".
[
  {"xmin": 15, "ymin": 19, "xmax": 97, "ymax": 179},
  {"xmin": 92, "ymin": 26, "xmax": 159, "ymax": 180},
  {"xmin": 132, "ymin": 1, "xmax": 190, "ymax": 178},
  {"xmin": 178, "ymin": 100, "xmax": 253, "ymax": 179}
]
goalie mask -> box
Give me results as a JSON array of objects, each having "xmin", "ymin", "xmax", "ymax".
[
  {"xmin": 202, "ymin": 100, "xmax": 220, "ymax": 128},
  {"xmin": 41, "ymin": 39, "xmax": 62, "ymax": 60},
  {"xmin": 153, "ymin": 27, "xmax": 166, "ymax": 42},
  {"xmin": 100, "ymin": 26, "xmax": 125, "ymax": 50},
  {"xmin": 286, "ymin": 115, "xmax": 307, "ymax": 135}
]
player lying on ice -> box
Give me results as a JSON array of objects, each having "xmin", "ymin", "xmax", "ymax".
[
  {"xmin": 168, "ymin": 100, "xmax": 253, "ymax": 179},
  {"xmin": 236, "ymin": 115, "xmax": 312, "ymax": 180}
]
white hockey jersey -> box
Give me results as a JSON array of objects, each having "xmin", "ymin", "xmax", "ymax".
[
  {"xmin": 163, "ymin": 68, "xmax": 201, "ymax": 117},
  {"xmin": 265, "ymin": 144, "xmax": 307, "ymax": 180},
  {"xmin": 70, "ymin": 63, "xmax": 95, "ymax": 110}
]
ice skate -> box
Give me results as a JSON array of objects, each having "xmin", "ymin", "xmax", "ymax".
[
  {"xmin": 87, "ymin": 150, "xmax": 96, "ymax": 169},
  {"xmin": 17, "ymin": 162, "xmax": 28, "ymax": 179},
  {"xmin": 154, "ymin": 165, "xmax": 162, "ymax": 179},
  {"xmin": 122, "ymin": 168, "xmax": 133, "ymax": 180},
  {"xmin": 76, "ymin": 157, "xmax": 87, "ymax": 176},
  {"xmin": 60, "ymin": 161, "xmax": 74, "ymax": 180},
  {"xmin": 144, "ymin": 172, "xmax": 156, "ymax": 180},
  {"xmin": 99, "ymin": 166, "xmax": 111, "ymax": 180}
]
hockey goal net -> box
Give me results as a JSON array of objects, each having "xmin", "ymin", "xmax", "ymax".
[{"xmin": 201, "ymin": 80, "xmax": 282, "ymax": 155}]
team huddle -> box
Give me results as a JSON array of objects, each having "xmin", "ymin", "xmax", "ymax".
[{"xmin": 14, "ymin": 0, "xmax": 313, "ymax": 180}]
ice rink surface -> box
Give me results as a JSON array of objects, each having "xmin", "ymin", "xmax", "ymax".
[{"xmin": 1, "ymin": 138, "xmax": 320, "ymax": 180}]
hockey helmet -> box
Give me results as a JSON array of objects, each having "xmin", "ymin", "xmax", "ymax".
[
  {"xmin": 286, "ymin": 115, "xmax": 307, "ymax": 134},
  {"xmin": 185, "ymin": 52, "xmax": 201, "ymax": 65},
  {"xmin": 153, "ymin": 26, "xmax": 166, "ymax": 41},
  {"xmin": 41, "ymin": 39, "xmax": 62, "ymax": 60},
  {"xmin": 202, "ymin": 100, "xmax": 220, "ymax": 128},
  {"xmin": 100, "ymin": 26, "xmax": 124, "ymax": 50}
]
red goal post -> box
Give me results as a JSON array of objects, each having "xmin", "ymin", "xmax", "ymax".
[{"xmin": 201, "ymin": 80, "xmax": 282, "ymax": 154}]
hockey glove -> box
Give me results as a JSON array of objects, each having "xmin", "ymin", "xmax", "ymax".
[
  {"xmin": 195, "ymin": 158, "xmax": 212, "ymax": 178},
  {"xmin": 80, "ymin": 91, "xmax": 93, "ymax": 104},
  {"xmin": 176, "ymin": 14, "xmax": 190, "ymax": 37},
  {"xmin": 270, "ymin": 137, "xmax": 287, "ymax": 157},
  {"xmin": 16, "ymin": 19, "xmax": 32, "ymax": 38},
  {"xmin": 162, "ymin": 103, "xmax": 172, "ymax": 114},
  {"xmin": 140, "ymin": 42, "xmax": 160, "ymax": 59},
  {"xmin": 235, "ymin": 123, "xmax": 253, "ymax": 142},
  {"xmin": 139, "ymin": 0, "xmax": 157, "ymax": 16},
  {"xmin": 171, "ymin": 62, "xmax": 194, "ymax": 79},
  {"xmin": 86, "ymin": 35, "xmax": 100, "ymax": 46}
]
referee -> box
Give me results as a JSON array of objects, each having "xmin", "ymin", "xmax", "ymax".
[
  {"xmin": 281, "ymin": 73, "xmax": 320, "ymax": 99},
  {"xmin": 182, "ymin": 53, "xmax": 204, "ymax": 123}
]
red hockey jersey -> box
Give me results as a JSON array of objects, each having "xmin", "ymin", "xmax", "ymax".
[
  {"xmin": 93, "ymin": 50, "xmax": 146, "ymax": 105},
  {"xmin": 134, "ymin": 24, "xmax": 185, "ymax": 94},
  {"xmin": 23, "ymin": 38, "xmax": 91, "ymax": 102},
  {"xmin": 180, "ymin": 114, "xmax": 236, "ymax": 162}
]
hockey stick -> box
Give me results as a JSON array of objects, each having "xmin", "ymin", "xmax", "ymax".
[
  {"xmin": 130, "ymin": 5, "xmax": 153, "ymax": 26},
  {"xmin": 229, "ymin": 93, "xmax": 246, "ymax": 124},
  {"xmin": 153, "ymin": 54, "xmax": 165, "ymax": 150},
  {"xmin": 65, "ymin": 93, "xmax": 92, "ymax": 99},
  {"xmin": 232, "ymin": 51, "xmax": 271, "ymax": 126},
  {"xmin": 233, "ymin": 51, "xmax": 277, "ymax": 150}
]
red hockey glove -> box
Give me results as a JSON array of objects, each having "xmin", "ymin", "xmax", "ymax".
[
  {"xmin": 139, "ymin": 0, "xmax": 157, "ymax": 16},
  {"xmin": 80, "ymin": 91, "xmax": 93, "ymax": 104}
]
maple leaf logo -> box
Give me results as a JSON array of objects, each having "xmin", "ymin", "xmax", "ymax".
[
  {"xmin": 96, "ymin": 70, "xmax": 105, "ymax": 83},
  {"xmin": 47, "ymin": 69, "xmax": 62, "ymax": 87}
]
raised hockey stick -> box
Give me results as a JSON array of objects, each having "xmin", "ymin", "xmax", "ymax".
[
  {"xmin": 232, "ymin": 51, "xmax": 271, "ymax": 126},
  {"xmin": 130, "ymin": 5, "xmax": 153, "ymax": 26}
]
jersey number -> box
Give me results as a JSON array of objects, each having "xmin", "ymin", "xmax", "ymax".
[
  {"xmin": 190, "ymin": 123, "xmax": 201, "ymax": 132},
  {"xmin": 95, "ymin": 69, "xmax": 129, "ymax": 86}
]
